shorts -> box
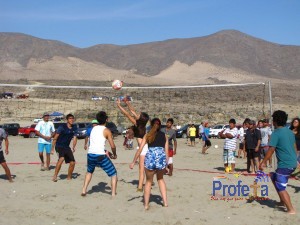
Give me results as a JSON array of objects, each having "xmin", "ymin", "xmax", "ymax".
[
  {"xmin": 0, "ymin": 151, "xmax": 6, "ymax": 163},
  {"xmin": 260, "ymin": 145, "xmax": 269, "ymax": 159},
  {"xmin": 87, "ymin": 154, "xmax": 117, "ymax": 177},
  {"xmin": 247, "ymin": 149, "xmax": 260, "ymax": 159},
  {"xmin": 204, "ymin": 140, "xmax": 211, "ymax": 147},
  {"xmin": 55, "ymin": 146, "xmax": 75, "ymax": 164},
  {"xmin": 145, "ymin": 147, "xmax": 167, "ymax": 170},
  {"xmin": 190, "ymin": 137, "xmax": 195, "ymax": 142},
  {"xmin": 38, "ymin": 143, "xmax": 52, "ymax": 154},
  {"xmin": 223, "ymin": 149, "xmax": 235, "ymax": 164},
  {"xmin": 199, "ymin": 134, "xmax": 203, "ymax": 139},
  {"xmin": 239, "ymin": 143, "xmax": 244, "ymax": 149},
  {"xmin": 140, "ymin": 144, "xmax": 148, "ymax": 156},
  {"xmin": 271, "ymin": 168, "xmax": 295, "ymax": 192},
  {"xmin": 168, "ymin": 157, "xmax": 173, "ymax": 164},
  {"xmin": 168, "ymin": 148, "xmax": 174, "ymax": 157}
]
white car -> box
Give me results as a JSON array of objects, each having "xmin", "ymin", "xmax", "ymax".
[
  {"xmin": 33, "ymin": 118, "xmax": 42, "ymax": 123},
  {"xmin": 209, "ymin": 124, "xmax": 229, "ymax": 138}
]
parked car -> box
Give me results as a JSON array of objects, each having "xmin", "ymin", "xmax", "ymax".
[
  {"xmin": 106, "ymin": 122, "xmax": 119, "ymax": 137},
  {"xmin": 53, "ymin": 122, "xmax": 66, "ymax": 130},
  {"xmin": 73, "ymin": 123, "xmax": 91, "ymax": 139},
  {"xmin": 33, "ymin": 118, "xmax": 43, "ymax": 123},
  {"xmin": 176, "ymin": 124, "xmax": 200, "ymax": 138},
  {"xmin": 0, "ymin": 92, "xmax": 13, "ymax": 99},
  {"xmin": 2, "ymin": 123, "xmax": 20, "ymax": 136},
  {"xmin": 209, "ymin": 124, "xmax": 229, "ymax": 138},
  {"xmin": 18, "ymin": 124, "xmax": 37, "ymax": 138}
]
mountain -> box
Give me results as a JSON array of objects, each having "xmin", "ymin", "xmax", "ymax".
[{"xmin": 0, "ymin": 30, "xmax": 299, "ymax": 80}]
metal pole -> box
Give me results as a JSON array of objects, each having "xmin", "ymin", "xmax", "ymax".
[
  {"xmin": 268, "ymin": 81, "xmax": 276, "ymax": 169},
  {"xmin": 268, "ymin": 81, "xmax": 273, "ymax": 126}
]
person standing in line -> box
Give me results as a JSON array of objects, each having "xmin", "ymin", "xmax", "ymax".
[
  {"xmin": 198, "ymin": 122, "xmax": 204, "ymax": 144},
  {"xmin": 161, "ymin": 118, "xmax": 177, "ymax": 176},
  {"xmin": 35, "ymin": 112, "xmax": 55, "ymax": 171},
  {"xmin": 0, "ymin": 127, "xmax": 13, "ymax": 182},
  {"xmin": 260, "ymin": 119, "xmax": 272, "ymax": 167},
  {"xmin": 202, "ymin": 122, "xmax": 211, "ymax": 154},
  {"xmin": 51, "ymin": 114, "xmax": 78, "ymax": 182},
  {"xmin": 189, "ymin": 124, "xmax": 196, "ymax": 147},
  {"xmin": 81, "ymin": 111, "xmax": 118, "ymax": 197},
  {"xmin": 116, "ymin": 99, "xmax": 149, "ymax": 192},
  {"xmin": 237, "ymin": 123, "xmax": 245, "ymax": 159},
  {"xmin": 219, "ymin": 119, "xmax": 238, "ymax": 172},
  {"xmin": 130, "ymin": 118, "xmax": 168, "ymax": 210},
  {"xmin": 244, "ymin": 120, "xmax": 261, "ymax": 173},
  {"xmin": 260, "ymin": 110, "xmax": 297, "ymax": 215},
  {"xmin": 290, "ymin": 117, "xmax": 300, "ymax": 169}
]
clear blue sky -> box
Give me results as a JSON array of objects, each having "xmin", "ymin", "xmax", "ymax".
[{"xmin": 0, "ymin": 0, "xmax": 299, "ymax": 48}]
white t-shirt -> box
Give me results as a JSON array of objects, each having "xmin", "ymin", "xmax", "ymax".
[
  {"xmin": 223, "ymin": 127, "xmax": 238, "ymax": 150},
  {"xmin": 238, "ymin": 127, "xmax": 244, "ymax": 142},
  {"xmin": 88, "ymin": 125, "xmax": 106, "ymax": 155},
  {"xmin": 260, "ymin": 127, "xmax": 272, "ymax": 146},
  {"xmin": 35, "ymin": 121, "xmax": 55, "ymax": 144}
]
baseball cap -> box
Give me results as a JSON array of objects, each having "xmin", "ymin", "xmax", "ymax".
[
  {"xmin": 43, "ymin": 112, "xmax": 50, "ymax": 117},
  {"xmin": 91, "ymin": 119, "xmax": 99, "ymax": 124}
]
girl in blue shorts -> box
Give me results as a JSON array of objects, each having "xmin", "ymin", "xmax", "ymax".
[{"xmin": 130, "ymin": 118, "xmax": 169, "ymax": 210}]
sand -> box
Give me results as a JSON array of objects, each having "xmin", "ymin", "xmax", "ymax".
[{"xmin": 0, "ymin": 135, "xmax": 299, "ymax": 225}]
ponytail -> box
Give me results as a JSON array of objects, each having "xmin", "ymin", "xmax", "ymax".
[{"xmin": 146, "ymin": 118, "xmax": 161, "ymax": 144}]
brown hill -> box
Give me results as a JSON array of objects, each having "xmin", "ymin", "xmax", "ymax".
[{"xmin": 0, "ymin": 30, "xmax": 300, "ymax": 80}]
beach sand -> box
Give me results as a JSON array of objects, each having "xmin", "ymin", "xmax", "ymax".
[{"xmin": 0, "ymin": 136, "xmax": 299, "ymax": 225}]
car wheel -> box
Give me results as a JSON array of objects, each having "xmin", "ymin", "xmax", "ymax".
[
  {"xmin": 182, "ymin": 133, "xmax": 187, "ymax": 139},
  {"xmin": 29, "ymin": 132, "xmax": 35, "ymax": 138}
]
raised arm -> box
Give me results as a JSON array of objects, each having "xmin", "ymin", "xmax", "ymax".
[
  {"xmin": 116, "ymin": 99, "xmax": 137, "ymax": 125},
  {"xmin": 125, "ymin": 101, "xmax": 139, "ymax": 119}
]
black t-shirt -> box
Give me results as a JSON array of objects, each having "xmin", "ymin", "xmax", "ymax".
[
  {"xmin": 245, "ymin": 128, "xmax": 261, "ymax": 149},
  {"xmin": 148, "ymin": 131, "xmax": 166, "ymax": 148}
]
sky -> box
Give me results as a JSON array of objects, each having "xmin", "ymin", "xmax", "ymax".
[{"xmin": 0, "ymin": 0, "xmax": 299, "ymax": 48}]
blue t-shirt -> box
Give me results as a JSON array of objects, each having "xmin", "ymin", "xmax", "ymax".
[
  {"xmin": 269, "ymin": 127, "xmax": 297, "ymax": 168},
  {"xmin": 203, "ymin": 128, "xmax": 210, "ymax": 141},
  {"xmin": 86, "ymin": 127, "xmax": 92, "ymax": 137},
  {"xmin": 56, "ymin": 124, "xmax": 78, "ymax": 148}
]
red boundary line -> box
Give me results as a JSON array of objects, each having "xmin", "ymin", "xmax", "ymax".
[{"xmin": 6, "ymin": 161, "xmax": 298, "ymax": 180}]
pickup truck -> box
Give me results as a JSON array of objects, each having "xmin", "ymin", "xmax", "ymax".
[{"xmin": 18, "ymin": 124, "xmax": 37, "ymax": 138}]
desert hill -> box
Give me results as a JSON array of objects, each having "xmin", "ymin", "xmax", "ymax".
[{"xmin": 0, "ymin": 30, "xmax": 299, "ymax": 82}]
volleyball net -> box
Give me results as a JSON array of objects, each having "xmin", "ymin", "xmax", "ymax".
[{"xmin": 0, "ymin": 82, "xmax": 270, "ymax": 125}]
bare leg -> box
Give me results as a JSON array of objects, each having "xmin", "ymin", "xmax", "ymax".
[
  {"xmin": 82, "ymin": 172, "xmax": 93, "ymax": 195},
  {"xmin": 1, "ymin": 162, "xmax": 13, "ymax": 182},
  {"xmin": 39, "ymin": 152, "xmax": 45, "ymax": 170},
  {"xmin": 254, "ymin": 157, "xmax": 260, "ymax": 172},
  {"xmin": 278, "ymin": 191, "xmax": 296, "ymax": 214},
  {"xmin": 156, "ymin": 170, "xmax": 168, "ymax": 207},
  {"xmin": 144, "ymin": 169, "xmax": 155, "ymax": 210},
  {"xmin": 250, "ymin": 159, "xmax": 255, "ymax": 173},
  {"xmin": 67, "ymin": 161, "xmax": 75, "ymax": 180},
  {"xmin": 111, "ymin": 175, "xmax": 118, "ymax": 196},
  {"xmin": 238, "ymin": 149, "xmax": 242, "ymax": 158},
  {"xmin": 46, "ymin": 153, "xmax": 51, "ymax": 170},
  {"xmin": 231, "ymin": 163, "xmax": 235, "ymax": 172},
  {"xmin": 52, "ymin": 157, "xmax": 64, "ymax": 181},
  {"xmin": 168, "ymin": 164, "xmax": 173, "ymax": 176},
  {"xmin": 137, "ymin": 155, "xmax": 145, "ymax": 191}
]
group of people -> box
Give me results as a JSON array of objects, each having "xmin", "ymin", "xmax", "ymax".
[{"xmin": 0, "ymin": 103, "xmax": 299, "ymax": 213}]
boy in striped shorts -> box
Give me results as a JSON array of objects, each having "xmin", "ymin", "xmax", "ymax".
[
  {"xmin": 219, "ymin": 119, "xmax": 238, "ymax": 172},
  {"xmin": 81, "ymin": 111, "xmax": 118, "ymax": 197}
]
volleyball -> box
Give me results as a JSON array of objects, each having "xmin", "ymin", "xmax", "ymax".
[
  {"xmin": 214, "ymin": 145, "xmax": 218, "ymax": 149},
  {"xmin": 112, "ymin": 80, "xmax": 123, "ymax": 90}
]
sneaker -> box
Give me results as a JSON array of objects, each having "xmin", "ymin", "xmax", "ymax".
[{"xmin": 40, "ymin": 165, "xmax": 45, "ymax": 171}]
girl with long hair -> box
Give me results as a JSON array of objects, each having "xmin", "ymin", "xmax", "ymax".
[
  {"xmin": 290, "ymin": 118, "xmax": 300, "ymax": 167},
  {"xmin": 116, "ymin": 99, "xmax": 149, "ymax": 191},
  {"xmin": 130, "ymin": 118, "xmax": 168, "ymax": 210}
]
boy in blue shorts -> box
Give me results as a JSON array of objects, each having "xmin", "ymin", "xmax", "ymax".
[
  {"xmin": 260, "ymin": 110, "xmax": 297, "ymax": 214},
  {"xmin": 35, "ymin": 112, "xmax": 55, "ymax": 171}
]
